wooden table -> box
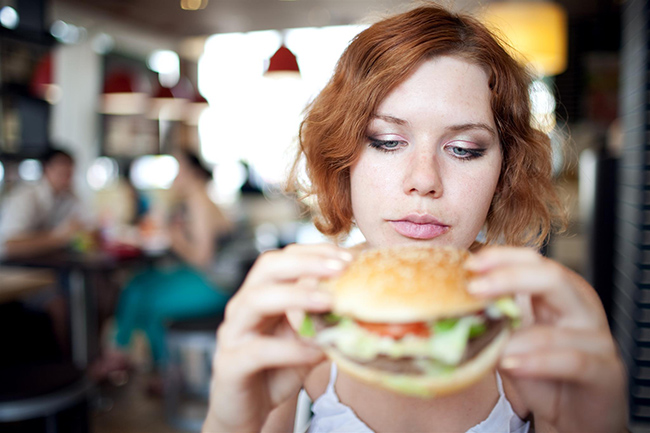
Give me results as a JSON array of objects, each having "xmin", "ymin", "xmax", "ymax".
[
  {"xmin": 0, "ymin": 267, "xmax": 56, "ymax": 304},
  {"xmin": 2, "ymin": 249, "xmax": 162, "ymax": 368}
]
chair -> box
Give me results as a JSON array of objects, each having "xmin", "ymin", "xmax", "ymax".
[
  {"xmin": 164, "ymin": 314, "xmax": 223, "ymax": 432},
  {"xmin": 0, "ymin": 362, "xmax": 93, "ymax": 433},
  {"xmin": 163, "ymin": 227, "xmax": 258, "ymax": 431}
]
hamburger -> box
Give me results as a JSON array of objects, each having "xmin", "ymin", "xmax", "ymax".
[{"xmin": 298, "ymin": 245, "xmax": 520, "ymax": 398}]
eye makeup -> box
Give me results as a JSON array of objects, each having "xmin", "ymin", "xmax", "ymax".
[
  {"xmin": 367, "ymin": 137, "xmax": 404, "ymax": 152},
  {"xmin": 443, "ymin": 139, "xmax": 487, "ymax": 161}
]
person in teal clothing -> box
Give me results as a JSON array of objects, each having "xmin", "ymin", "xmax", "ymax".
[
  {"xmin": 113, "ymin": 264, "xmax": 228, "ymax": 366},
  {"xmin": 99, "ymin": 149, "xmax": 234, "ymax": 385}
]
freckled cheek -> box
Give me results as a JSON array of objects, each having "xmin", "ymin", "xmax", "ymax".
[
  {"xmin": 350, "ymin": 166, "xmax": 372, "ymax": 210},
  {"xmin": 352, "ymin": 161, "xmax": 393, "ymax": 192},
  {"xmin": 450, "ymin": 168, "xmax": 500, "ymax": 215},
  {"xmin": 470, "ymin": 176, "xmax": 498, "ymax": 202},
  {"xmin": 350, "ymin": 162, "xmax": 397, "ymax": 221}
]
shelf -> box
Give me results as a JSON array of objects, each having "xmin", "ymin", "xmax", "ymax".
[{"xmin": 0, "ymin": 27, "xmax": 55, "ymax": 47}]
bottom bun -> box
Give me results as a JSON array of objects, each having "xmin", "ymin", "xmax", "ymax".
[{"xmin": 324, "ymin": 327, "xmax": 510, "ymax": 398}]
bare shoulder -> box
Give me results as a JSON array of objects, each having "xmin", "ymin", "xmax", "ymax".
[
  {"xmin": 200, "ymin": 194, "xmax": 232, "ymax": 231},
  {"xmin": 189, "ymin": 189, "xmax": 214, "ymax": 210},
  {"xmin": 304, "ymin": 361, "xmax": 331, "ymax": 401}
]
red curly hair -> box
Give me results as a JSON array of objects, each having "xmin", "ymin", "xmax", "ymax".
[{"xmin": 288, "ymin": 2, "xmax": 564, "ymax": 247}]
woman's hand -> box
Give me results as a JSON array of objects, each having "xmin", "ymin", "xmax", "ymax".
[
  {"xmin": 203, "ymin": 243, "xmax": 353, "ymax": 433},
  {"xmin": 466, "ymin": 247, "xmax": 628, "ymax": 433}
]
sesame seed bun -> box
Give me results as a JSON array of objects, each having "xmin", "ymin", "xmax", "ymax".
[{"xmin": 325, "ymin": 245, "xmax": 488, "ymax": 323}]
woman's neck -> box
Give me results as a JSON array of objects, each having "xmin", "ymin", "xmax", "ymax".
[{"xmin": 335, "ymin": 369, "xmax": 500, "ymax": 433}]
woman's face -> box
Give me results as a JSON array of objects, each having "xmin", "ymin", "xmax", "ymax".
[{"xmin": 350, "ymin": 56, "xmax": 502, "ymax": 249}]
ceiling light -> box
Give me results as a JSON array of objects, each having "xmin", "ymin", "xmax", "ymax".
[
  {"xmin": 148, "ymin": 50, "xmax": 180, "ymax": 88},
  {"xmin": 480, "ymin": 1, "xmax": 567, "ymax": 77},
  {"xmin": 130, "ymin": 155, "xmax": 179, "ymax": 190},
  {"xmin": 181, "ymin": 0, "xmax": 208, "ymax": 10},
  {"xmin": 18, "ymin": 159, "xmax": 42, "ymax": 182},
  {"xmin": 148, "ymin": 77, "xmax": 192, "ymax": 120},
  {"xmin": 92, "ymin": 33, "xmax": 114, "ymax": 54},
  {"xmin": 50, "ymin": 20, "xmax": 85, "ymax": 44},
  {"xmin": 30, "ymin": 54, "xmax": 62, "ymax": 104},
  {"xmin": 265, "ymin": 45, "xmax": 300, "ymax": 78},
  {"xmin": 50, "ymin": 20, "xmax": 68, "ymax": 39},
  {"xmin": 0, "ymin": 6, "xmax": 19, "ymax": 29},
  {"xmin": 100, "ymin": 70, "xmax": 149, "ymax": 115},
  {"xmin": 87, "ymin": 157, "xmax": 119, "ymax": 190}
]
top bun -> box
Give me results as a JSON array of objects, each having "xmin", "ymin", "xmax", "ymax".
[{"xmin": 326, "ymin": 245, "xmax": 487, "ymax": 323}]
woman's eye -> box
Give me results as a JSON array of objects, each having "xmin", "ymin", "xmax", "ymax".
[
  {"xmin": 446, "ymin": 144, "xmax": 485, "ymax": 160},
  {"xmin": 368, "ymin": 138, "xmax": 403, "ymax": 152},
  {"xmin": 451, "ymin": 147, "xmax": 469, "ymax": 156}
]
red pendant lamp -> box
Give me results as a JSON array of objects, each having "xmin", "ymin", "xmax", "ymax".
[
  {"xmin": 31, "ymin": 53, "xmax": 61, "ymax": 104},
  {"xmin": 265, "ymin": 44, "xmax": 300, "ymax": 78},
  {"xmin": 100, "ymin": 69, "xmax": 149, "ymax": 115},
  {"xmin": 148, "ymin": 76, "xmax": 192, "ymax": 120}
]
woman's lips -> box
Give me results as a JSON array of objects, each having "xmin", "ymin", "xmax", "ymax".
[{"xmin": 389, "ymin": 220, "xmax": 449, "ymax": 240}]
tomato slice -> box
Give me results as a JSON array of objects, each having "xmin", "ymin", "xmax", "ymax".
[{"xmin": 355, "ymin": 320, "xmax": 430, "ymax": 339}]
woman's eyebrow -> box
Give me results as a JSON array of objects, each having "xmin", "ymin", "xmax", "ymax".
[
  {"xmin": 371, "ymin": 116, "xmax": 497, "ymax": 140},
  {"xmin": 371, "ymin": 113, "xmax": 408, "ymax": 126},
  {"xmin": 446, "ymin": 123, "xmax": 497, "ymax": 139}
]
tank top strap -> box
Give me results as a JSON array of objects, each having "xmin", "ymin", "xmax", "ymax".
[
  {"xmin": 327, "ymin": 362, "xmax": 338, "ymax": 393},
  {"xmin": 495, "ymin": 370, "xmax": 505, "ymax": 396}
]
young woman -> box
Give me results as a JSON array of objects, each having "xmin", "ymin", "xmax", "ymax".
[
  {"xmin": 203, "ymin": 4, "xmax": 627, "ymax": 432},
  {"xmin": 99, "ymin": 150, "xmax": 233, "ymax": 386}
]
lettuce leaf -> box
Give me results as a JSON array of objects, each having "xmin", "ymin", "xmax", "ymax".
[
  {"xmin": 299, "ymin": 315, "xmax": 316, "ymax": 338},
  {"xmin": 315, "ymin": 315, "xmax": 485, "ymax": 366}
]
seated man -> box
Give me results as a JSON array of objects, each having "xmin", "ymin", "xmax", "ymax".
[
  {"xmin": 0, "ymin": 148, "xmax": 82, "ymax": 259},
  {"xmin": 0, "ymin": 148, "xmax": 83, "ymax": 355}
]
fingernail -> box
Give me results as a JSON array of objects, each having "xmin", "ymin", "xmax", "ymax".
[
  {"xmin": 325, "ymin": 259, "xmax": 346, "ymax": 270},
  {"xmin": 500, "ymin": 356, "xmax": 523, "ymax": 370},
  {"xmin": 467, "ymin": 278, "xmax": 491, "ymax": 293}
]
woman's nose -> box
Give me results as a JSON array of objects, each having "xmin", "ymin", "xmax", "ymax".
[{"xmin": 403, "ymin": 152, "xmax": 443, "ymax": 197}]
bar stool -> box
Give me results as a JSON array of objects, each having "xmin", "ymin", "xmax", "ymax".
[
  {"xmin": 0, "ymin": 362, "xmax": 93, "ymax": 433},
  {"xmin": 164, "ymin": 314, "xmax": 223, "ymax": 432}
]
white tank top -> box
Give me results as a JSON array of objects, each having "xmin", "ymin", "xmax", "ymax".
[{"xmin": 306, "ymin": 363, "xmax": 530, "ymax": 433}]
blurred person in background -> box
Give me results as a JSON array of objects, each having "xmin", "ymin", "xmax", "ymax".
[
  {"xmin": 96, "ymin": 149, "xmax": 234, "ymax": 391},
  {"xmin": 0, "ymin": 147, "xmax": 85, "ymax": 356},
  {"xmin": 0, "ymin": 148, "xmax": 83, "ymax": 260},
  {"xmin": 120, "ymin": 164, "xmax": 151, "ymax": 227}
]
